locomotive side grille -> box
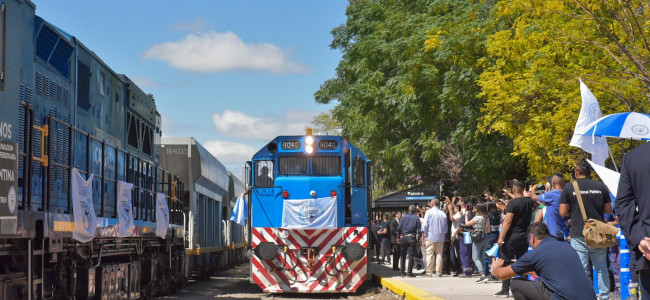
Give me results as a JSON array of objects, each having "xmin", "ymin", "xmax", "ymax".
[
  {"xmin": 43, "ymin": 75, "xmax": 50, "ymax": 99},
  {"xmin": 36, "ymin": 72, "xmax": 70, "ymax": 106},
  {"xmin": 35, "ymin": 72, "xmax": 44, "ymax": 96},
  {"xmin": 63, "ymin": 116, "xmax": 70, "ymax": 193},
  {"xmin": 18, "ymin": 85, "xmax": 26, "ymax": 174},
  {"xmin": 63, "ymin": 87, "xmax": 70, "ymax": 107},
  {"xmin": 33, "ymin": 119, "xmax": 41, "ymax": 175},
  {"xmin": 54, "ymin": 82, "xmax": 63, "ymax": 103},
  {"xmin": 25, "ymin": 85, "xmax": 33, "ymax": 104},
  {"xmin": 49, "ymin": 80, "xmax": 56, "ymax": 101}
]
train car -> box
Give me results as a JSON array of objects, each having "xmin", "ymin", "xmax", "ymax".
[
  {"xmin": 161, "ymin": 138, "xmax": 249, "ymax": 279},
  {"xmin": 0, "ymin": 0, "xmax": 186, "ymax": 298},
  {"xmin": 246, "ymin": 131, "xmax": 372, "ymax": 293}
]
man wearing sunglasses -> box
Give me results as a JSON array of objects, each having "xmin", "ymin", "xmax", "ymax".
[{"xmin": 490, "ymin": 222, "xmax": 595, "ymax": 300}]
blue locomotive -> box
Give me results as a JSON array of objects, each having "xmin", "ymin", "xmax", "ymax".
[
  {"xmin": 247, "ymin": 131, "xmax": 372, "ymax": 292},
  {"xmin": 0, "ymin": 1, "xmax": 246, "ymax": 299}
]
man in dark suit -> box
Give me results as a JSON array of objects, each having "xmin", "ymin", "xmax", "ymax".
[
  {"xmin": 370, "ymin": 219, "xmax": 380, "ymax": 262},
  {"xmin": 617, "ymin": 142, "xmax": 650, "ymax": 299},
  {"xmin": 390, "ymin": 212, "xmax": 402, "ymax": 270}
]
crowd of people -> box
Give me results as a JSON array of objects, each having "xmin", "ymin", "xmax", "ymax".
[{"xmin": 368, "ymin": 161, "xmax": 645, "ymax": 300}]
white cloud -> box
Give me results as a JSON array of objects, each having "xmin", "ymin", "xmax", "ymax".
[
  {"xmin": 142, "ymin": 31, "xmax": 309, "ymax": 74},
  {"xmin": 169, "ymin": 18, "xmax": 211, "ymax": 32},
  {"xmin": 203, "ymin": 139, "xmax": 259, "ymax": 164},
  {"xmin": 212, "ymin": 109, "xmax": 319, "ymax": 140}
]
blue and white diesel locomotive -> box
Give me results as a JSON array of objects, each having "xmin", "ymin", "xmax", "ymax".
[{"xmin": 247, "ymin": 131, "xmax": 372, "ymax": 293}]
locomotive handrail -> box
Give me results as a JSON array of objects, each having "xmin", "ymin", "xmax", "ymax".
[
  {"xmin": 92, "ymin": 242, "xmax": 139, "ymax": 268},
  {"xmin": 32, "ymin": 123, "xmax": 48, "ymax": 167}
]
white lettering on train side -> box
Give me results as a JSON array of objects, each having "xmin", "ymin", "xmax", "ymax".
[
  {"xmin": 0, "ymin": 123, "xmax": 12, "ymax": 139},
  {"xmin": 0, "ymin": 169, "xmax": 15, "ymax": 182}
]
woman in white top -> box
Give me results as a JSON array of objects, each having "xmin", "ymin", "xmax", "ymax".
[{"xmin": 465, "ymin": 203, "xmax": 489, "ymax": 282}]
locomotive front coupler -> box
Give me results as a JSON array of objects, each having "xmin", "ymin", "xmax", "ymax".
[{"xmin": 299, "ymin": 247, "xmax": 319, "ymax": 256}]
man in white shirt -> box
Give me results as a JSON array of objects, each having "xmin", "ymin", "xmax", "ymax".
[{"xmin": 422, "ymin": 198, "xmax": 449, "ymax": 277}]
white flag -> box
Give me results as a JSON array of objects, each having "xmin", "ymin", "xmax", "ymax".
[
  {"xmin": 117, "ymin": 181, "xmax": 134, "ymax": 237},
  {"xmin": 569, "ymin": 79, "xmax": 610, "ymax": 166},
  {"xmin": 71, "ymin": 168, "xmax": 97, "ymax": 243},
  {"xmin": 587, "ymin": 159, "xmax": 620, "ymax": 197},
  {"xmin": 230, "ymin": 194, "xmax": 248, "ymax": 226},
  {"xmin": 155, "ymin": 192, "xmax": 169, "ymax": 238}
]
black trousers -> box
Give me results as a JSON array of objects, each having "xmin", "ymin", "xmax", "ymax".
[
  {"xmin": 442, "ymin": 238, "xmax": 451, "ymax": 274},
  {"xmin": 392, "ymin": 242, "xmax": 401, "ymax": 269},
  {"xmin": 400, "ymin": 236, "xmax": 417, "ymax": 275},
  {"xmin": 450, "ymin": 238, "xmax": 462, "ymax": 275},
  {"xmin": 500, "ymin": 240, "xmax": 529, "ymax": 293},
  {"xmin": 510, "ymin": 279, "xmax": 551, "ymax": 300}
]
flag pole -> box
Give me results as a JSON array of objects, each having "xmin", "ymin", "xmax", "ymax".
[{"xmin": 608, "ymin": 147, "xmax": 619, "ymax": 172}]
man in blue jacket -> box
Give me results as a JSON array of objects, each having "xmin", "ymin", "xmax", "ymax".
[
  {"xmin": 397, "ymin": 205, "xmax": 421, "ymax": 277},
  {"xmin": 491, "ymin": 222, "xmax": 596, "ymax": 300}
]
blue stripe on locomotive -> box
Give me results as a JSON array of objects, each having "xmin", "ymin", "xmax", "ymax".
[{"xmin": 251, "ymin": 135, "xmax": 370, "ymax": 228}]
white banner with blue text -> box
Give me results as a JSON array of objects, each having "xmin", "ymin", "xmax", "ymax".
[
  {"xmin": 155, "ymin": 192, "xmax": 169, "ymax": 238},
  {"xmin": 117, "ymin": 181, "xmax": 134, "ymax": 237},
  {"xmin": 71, "ymin": 168, "xmax": 97, "ymax": 243}
]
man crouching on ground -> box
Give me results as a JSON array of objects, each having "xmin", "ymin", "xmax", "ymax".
[{"xmin": 490, "ymin": 222, "xmax": 596, "ymax": 300}]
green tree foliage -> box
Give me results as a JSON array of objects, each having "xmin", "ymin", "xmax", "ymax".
[
  {"xmin": 316, "ymin": 0, "xmax": 525, "ymax": 193},
  {"xmin": 478, "ymin": 0, "xmax": 650, "ymax": 180},
  {"xmin": 311, "ymin": 111, "xmax": 342, "ymax": 135}
]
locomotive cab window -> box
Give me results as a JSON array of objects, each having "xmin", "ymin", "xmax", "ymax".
[
  {"xmin": 254, "ymin": 160, "xmax": 274, "ymax": 187},
  {"xmin": 353, "ymin": 157, "xmax": 365, "ymax": 186},
  {"xmin": 278, "ymin": 155, "xmax": 307, "ymax": 176},
  {"xmin": 312, "ymin": 156, "xmax": 341, "ymax": 176}
]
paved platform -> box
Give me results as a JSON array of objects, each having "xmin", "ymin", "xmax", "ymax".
[{"xmin": 370, "ymin": 261, "xmax": 504, "ymax": 300}]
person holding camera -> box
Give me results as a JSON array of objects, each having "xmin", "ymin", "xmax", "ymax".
[
  {"xmin": 453, "ymin": 200, "xmax": 475, "ymax": 278},
  {"xmin": 448, "ymin": 197, "xmax": 463, "ymax": 276},
  {"xmin": 526, "ymin": 173, "xmax": 566, "ymax": 241},
  {"xmin": 494, "ymin": 180, "xmax": 536, "ymax": 297}
]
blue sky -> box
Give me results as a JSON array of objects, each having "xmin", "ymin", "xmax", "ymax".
[{"xmin": 33, "ymin": 0, "xmax": 347, "ymax": 175}]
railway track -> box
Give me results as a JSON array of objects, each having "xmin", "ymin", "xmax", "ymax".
[{"xmin": 160, "ymin": 263, "xmax": 394, "ymax": 300}]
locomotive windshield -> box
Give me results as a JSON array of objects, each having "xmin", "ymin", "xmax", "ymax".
[
  {"xmin": 254, "ymin": 160, "xmax": 274, "ymax": 187},
  {"xmin": 312, "ymin": 156, "xmax": 341, "ymax": 176},
  {"xmin": 278, "ymin": 155, "xmax": 307, "ymax": 175}
]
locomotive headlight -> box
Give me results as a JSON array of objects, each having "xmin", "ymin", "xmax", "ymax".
[
  {"xmin": 305, "ymin": 145, "xmax": 314, "ymax": 154},
  {"xmin": 254, "ymin": 242, "xmax": 278, "ymax": 260},
  {"xmin": 341, "ymin": 243, "xmax": 364, "ymax": 261},
  {"xmin": 305, "ymin": 136, "xmax": 314, "ymax": 145}
]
